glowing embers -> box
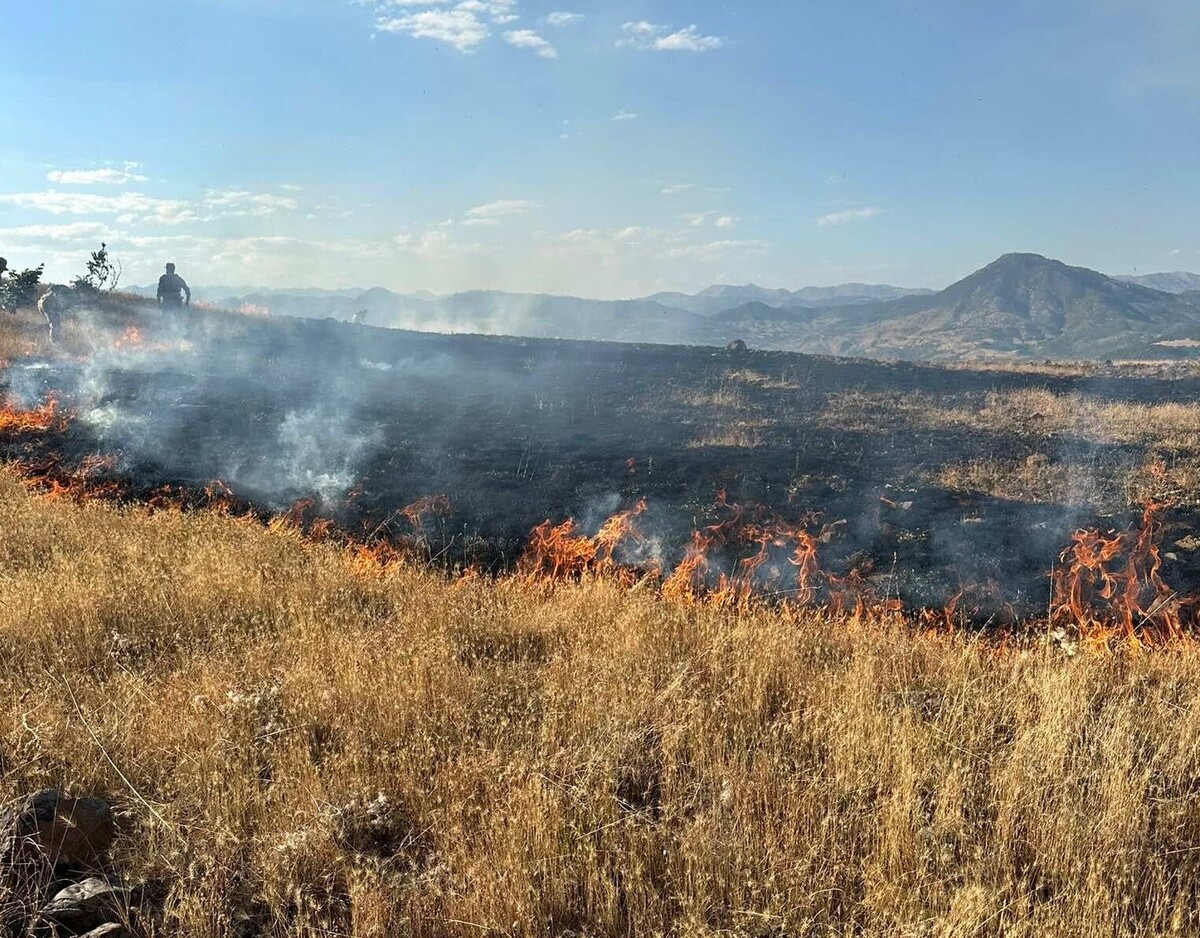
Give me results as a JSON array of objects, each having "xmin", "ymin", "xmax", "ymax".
[
  {"xmin": 110, "ymin": 322, "xmax": 194, "ymax": 354},
  {"xmin": 114, "ymin": 326, "xmax": 143, "ymax": 349},
  {"xmin": 1051, "ymin": 501, "xmax": 1195, "ymax": 649}
]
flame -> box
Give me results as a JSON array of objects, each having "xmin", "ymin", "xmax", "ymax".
[
  {"xmin": 400, "ymin": 494, "xmax": 452, "ymax": 530},
  {"xmin": 521, "ymin": 499, "xmax": 650, "ymax": 583},
  {"xmin": 114, "ymin": 326, "xmax": 143, "ymax": 349},
  {"xmin": 1050, "ymin": 501, "xmax": 1194, "ymax": 648},
  {"xmin": 0, "ymin": 396, "xmax": 68, "ymax": 435},
  {"xmin": 2, "ymin": 379, "xmax": 1197, "ymax": 652}
]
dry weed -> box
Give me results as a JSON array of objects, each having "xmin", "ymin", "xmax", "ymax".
[{"xmin": 1, "ymin": 472, "xmax": 1200, "ymax": 935}]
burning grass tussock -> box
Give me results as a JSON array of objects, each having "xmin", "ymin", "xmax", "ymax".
[{"xmin": 6, "ymin": 469, "xmax": 1200, "ymax": 935}]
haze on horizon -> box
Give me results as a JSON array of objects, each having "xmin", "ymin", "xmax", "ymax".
[{"xmin": 1, "ymin": 0, "xmax": 1197, "ymax": 299}]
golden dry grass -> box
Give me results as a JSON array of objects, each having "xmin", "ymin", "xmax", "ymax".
[
  {"xmin": 2, "ymin": 471, "xmax": 1200, "ymax": 936},
  {"xmin": 823, "ymin": 387, "xmax": 1200, "ymax": 449}
]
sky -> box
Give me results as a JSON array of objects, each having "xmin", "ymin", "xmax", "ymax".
[{"xmin": 0, "ymin": 0, "xmax": 1198, "ymax": 298}]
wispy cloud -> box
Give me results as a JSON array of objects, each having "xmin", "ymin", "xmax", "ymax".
[
  {"xmin": 0, "ymin": 187, "xmax": 300, "ymax": 227},
  {"xmin": 46, "ymin": 163, "xmax": 147, "ymax": 186},
  {"xmin": 0, "ymin": 190, "xmax": 200, "ymax": 225},
  {"xmin": 618, "ymin": 21, "xmax": 724, "ymax": 52},
  {"xmin": 545, "ymin": 11, "xmax": 582, "ymax": 26},
  {"xmin": 0, "ymin": 222, "xmax": 114, "ymax": 242},
  {"xmin": 503, "ymin": 28, "xmax": 557, "ymax": 58},
  {"xmin": 462, "ymin": 199, "xmax": 538, "ymax": 225},
  {"xmin": 203, "ymin": 189, "xmax": 299, "ymax": 217},
  {"xmin": 371, "ymin": 0, "xmax": 520, "ymax": 53},
  {"xmin": 817, "ymin": 206, "xmax": 886, "ymax": 227},
  {"xmin": 612, "ymin": 110, "xmax": 639, "ymax": 121},
  {"xmin": 660, "ymin": 182, "xmax": 730, "ymax": 196},
  {"xmin": 377, "ymin": 8, "xmax": 489, "ymax": 52}
]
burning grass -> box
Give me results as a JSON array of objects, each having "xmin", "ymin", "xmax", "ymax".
[{"xmin": 5, "ymin": 469, "xmax": 1200, "ymax": 935}]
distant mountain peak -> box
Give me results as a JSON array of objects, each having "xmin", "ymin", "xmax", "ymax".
[{"xmin": 1117, "ymin": 271, "xmax": 1200, "ymax": 294}]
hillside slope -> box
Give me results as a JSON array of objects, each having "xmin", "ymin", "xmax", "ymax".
[{"xmin": 708, "ymin": 254, "xmax": 1200, "ymax": 360}]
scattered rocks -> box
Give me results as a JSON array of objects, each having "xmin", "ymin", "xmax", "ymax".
[
  {"xmin": 0, "ymin": 791, "xmax": 141, "ymax": 937},
  {"xmin": 0, "ymin": 789, "xmax": 115, "ymax": 871},
  {"xmin": 78, "ymin": 925, "xmax": 133, "ymax": 938},
  {"xmin": 41, "ymin": 875, "xmax": 129, "ymax": 933}
]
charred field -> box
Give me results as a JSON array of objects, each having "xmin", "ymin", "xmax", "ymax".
[{"xmin": 5, "ymin": 300, "xmax": 1200, "ymax": 626}]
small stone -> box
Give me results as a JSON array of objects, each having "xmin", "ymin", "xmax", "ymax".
[
  {"xmin": 79, "ymin": 925, "xmax": 134, "ymax": 938},
  {"xmin": 0, "ymin": 790, "xmax": 115, "ymax": 870},
  {"xmin": 41, "ymin": 875, "xmax": 128, "ymax": 932}
]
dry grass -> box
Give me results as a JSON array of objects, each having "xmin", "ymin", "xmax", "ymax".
[
  {"xmin": 823, "ymin": 387, "xmax": 1200, "ymax": 448},
  {"xmin": 933, "ymin": 455, "xmax": 1072, "ymax": 503},
  {"xmin": 3, "ymin": 472, "xmax": 1200, "ymax": 935}
]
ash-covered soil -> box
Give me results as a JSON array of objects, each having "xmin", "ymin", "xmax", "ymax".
[{"xmin": 6, "ymin": 310, "xmax": 1200, "ymax": 617}]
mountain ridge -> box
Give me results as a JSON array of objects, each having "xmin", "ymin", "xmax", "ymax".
[{"xmin": 134, "ymin": 256, "xmax": 1200, "ymax": 361}]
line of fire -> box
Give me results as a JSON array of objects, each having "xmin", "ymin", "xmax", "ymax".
[{"xmin": 3, "ymin": 296, "xmax": 1197, "ymax": 655}]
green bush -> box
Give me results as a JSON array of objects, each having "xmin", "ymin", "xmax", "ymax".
[
  {"xmin": 0, "ymin": 264, "xmax": 44, "ymax": 312},
  {"xmin": 71, "ymin": 242, "xmax": 121, "ymax": 296}
]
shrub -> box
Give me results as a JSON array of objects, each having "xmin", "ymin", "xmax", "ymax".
[
  {"xmin": 71, "ymin": 242, "xmax": 121, "ymax": 296},
  {"xmin": 0, "ymin": 264, "xmax": 44, "ymax": 312}
]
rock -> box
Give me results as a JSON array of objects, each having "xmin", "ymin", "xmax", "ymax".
[
  {"xmin": 79, "ymin": 925, "xmax": 133, "ymax": 938},
  {"xmin": 0, "ymin": 790, "xmax": 115, "ymax": 870},
  {"xmin": 726, "ymin": 339, "xmax": 748, "ymax": 352},
  {"xmin": 41, "ymin": 875, "xmax": 128, "ymax": 932}
]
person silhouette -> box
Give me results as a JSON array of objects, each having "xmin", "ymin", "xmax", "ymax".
[{"xmin": 156, "ymin": 262, "xmax": 191, "ymax": 314}]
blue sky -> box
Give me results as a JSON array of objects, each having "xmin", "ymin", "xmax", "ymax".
[{"xmin": 0, "ymin": 0, "xmax": 1197, "ymax": 297}]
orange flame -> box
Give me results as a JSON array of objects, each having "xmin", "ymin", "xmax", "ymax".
[
  {"xmin": 0, "ymin": 396, "xmax": 68, "ymax": 435},
  {"xmin": 1050, "ymin": 501, "xmax": 1193, "ymax": 649},
  {"xmin": 114, "ymin": 326, "xmax": 143, "ymax": 349},
  {"xmin": 521, "ymin": 500, "xmax": 650, "ymax": 583}
]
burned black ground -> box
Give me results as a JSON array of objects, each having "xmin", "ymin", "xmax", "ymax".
[{"xmin": 5, "ymin": 310, "xmax": 1200, "ymax": 619}]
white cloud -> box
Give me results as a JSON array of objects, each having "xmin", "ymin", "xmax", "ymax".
[
  {"xmin": 618, "ymin": 21, "xmax": 724, "ymax": 52},
  {"xmin": 816, "ymin": 206, "xmax": 886, "ymax": 227},
  {"xmin": 376, "ymin": 8, "xmax": 489, "ymax": 52},
  {"xmin": 660, "ymin": 182, "xmax": 730, "ymax": 197},
  {"xmin": 0, "ymin": 190, "xmax": 199, "ymax": 225},
  {"xmin": 503, "ymin": 29, "xmax": 557, "ymax": 58},
  {"xmin": 715, "ymin": 215, "xmax": 737, "ymax": 228},
  {"xmin": 654, "ymin": 26, "xmax": 723, "ymax": 52},
  {"xmin": 465, "ymin": 199, "xmax": 537, "ymax": 220},
  {"xmin": 0, "ymin": 186, "xmax": 300, "ymax": 227},
  {"xmin": 546, "ymin": 11, "xmax": 582, "ymax": 26},
  {"xmin": 0, "ymin": 222, "xmax": 114, "ymax": 243},
  {"xmin": 202, "ymin": 189, "xmax": 299, "ymax": 216},
  {"xmin": 46, "ymin": 163, "xmax": 147, "ymax": 186},
  {"xmin": 612, "ymin": 110, "xmax": 639, "ymax": 121},
  {"xmin": 666, "ymin": 239, "xmax": 767, "ymax": 260},
  {"xmin": 370, "ymin": 0, "xmax": 519, "ymax": 51}
]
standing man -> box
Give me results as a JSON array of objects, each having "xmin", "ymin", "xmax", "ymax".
[
  {"xmin": 38, "ymin": 284, "xmax": 74, "ymax": 343},
  {"xmin": 156, "ymin": 262, "xmax": 191, "ymax": 314}
]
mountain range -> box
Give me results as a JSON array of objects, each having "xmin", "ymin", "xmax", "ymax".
[{"xmin": 135, "ymin": 255, "xmax": 1200, "ymax": 362}]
